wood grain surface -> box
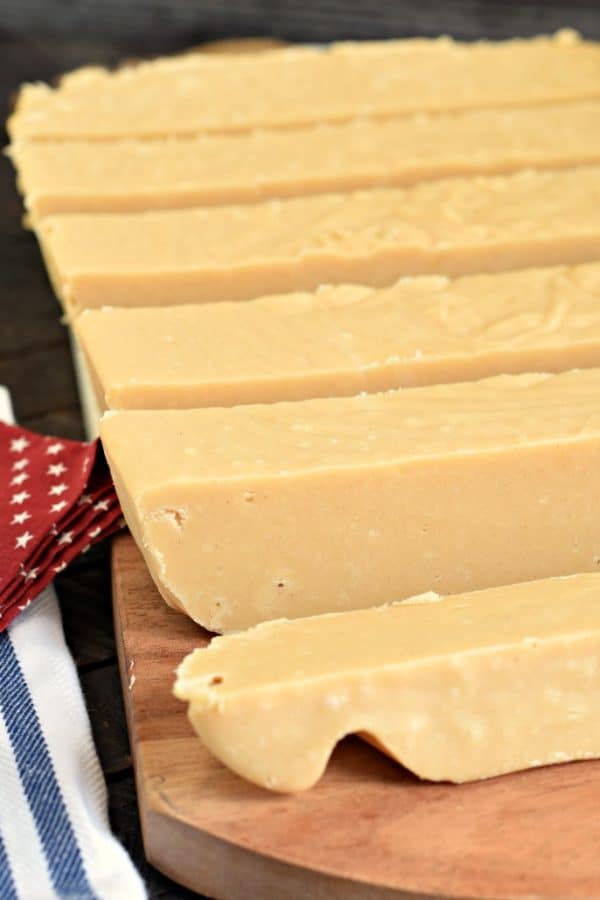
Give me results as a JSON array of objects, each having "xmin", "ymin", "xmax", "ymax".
[
  {"xmin": 112, "ymin": 534, "xmax": 600, "ymax": 900},
  {"xmin": 3, "ymin": 0, "xmax": 600, "ymax": 45}
]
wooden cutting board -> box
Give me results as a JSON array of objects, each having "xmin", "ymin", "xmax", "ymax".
[{"xmin": 112, "ymin": 533, "xmax": 600, "ymax": 900}]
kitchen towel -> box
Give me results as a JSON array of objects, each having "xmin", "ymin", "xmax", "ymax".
[{"xmin": 0, "ymin": 386, "xmax": 146, "ymax": 900}]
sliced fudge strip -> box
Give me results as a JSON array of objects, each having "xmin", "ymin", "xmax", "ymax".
[
  {"xmin": 37, "ymin": 167, "xmax": 600, "ymax": 314},
  {"xmin": 77, "ymin": 263, "xmax": 600, "ymax": 411},
  {"xmin": 100, "ymin": 368, "xmax": 600, "ymax": 633},
  {"xmin": 9, "ymin": 31, "xmax": 600, "ymax": 140},
  {"xmin": 11, "ymin": 102, "xmax": 600, "ymax": 217},
  {"xmin": 175, "ymin": 573, "xmax": 600, "ymax": 792}
]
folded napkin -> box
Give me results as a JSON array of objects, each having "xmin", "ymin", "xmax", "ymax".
[
  {"xmin": 0, "ymin": 387, "xmax": 145, "ymax": 899},
  {"xmin": 0, "ymin": 409, "xmax": 124, "ymax": 630}
]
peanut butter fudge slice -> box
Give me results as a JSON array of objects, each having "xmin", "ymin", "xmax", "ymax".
[
  {"xmin": 11, "ymin": 102, "xmax": 600, "ymax": 217},
  {"xmin": 77, "ymin": 264, "xmax": 600, "ymax": 410},
  {"xmin": 9, "ymin": 31, "xmax": 600, "ymax": 140},
  {"xmin": 37, "ymin": 167, "xmax": 600, "ymax": 314},
  {"xmin": 100, "ymin": 369, "xmax": 600, "ymax": 633},
  {"xmin": 175, "ymin": 574, "xmax": 600, "ymax": 792}
]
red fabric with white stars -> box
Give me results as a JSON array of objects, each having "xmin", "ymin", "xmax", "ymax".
[{"xmin": 0, "ymin": 421, "xmax": 124, "ymax": 630}]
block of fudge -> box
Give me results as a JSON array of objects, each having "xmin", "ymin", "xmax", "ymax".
[
  {"xmin": 175, "ymin": 574, "xmax": 600, "ymax": 792},
  {"xmin": 11, "ymin": 102, "xmax": 600, "ymax": 217},
  {"xmin": 37, "ymin": 167, "xmax": 600, "ymax": 314},
  {"xmin": 100, "ymin": 369, "xmax": 600, "ymax": 633},
  {"xmin": 76, "ymin": 263, "xmax": 600, "ymax": 410},
  {"xmin": 9, "ymin": 31, "xmax": 599, "ymax": 140}
]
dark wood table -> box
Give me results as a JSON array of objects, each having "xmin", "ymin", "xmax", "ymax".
[{"xmin": 2, "ymin": 4, "xmax": 599, "ymax": 896}]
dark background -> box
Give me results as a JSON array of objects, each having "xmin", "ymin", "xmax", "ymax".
[{"xmin": 1, "ymin": 2, "xmax": 599, "ymax": 897}]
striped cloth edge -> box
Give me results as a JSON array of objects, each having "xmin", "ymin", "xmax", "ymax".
[{"xmin": 0, "ymin": 386, "xmax": 146, "ymax": 900}]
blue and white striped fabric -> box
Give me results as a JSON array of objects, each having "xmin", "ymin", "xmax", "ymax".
[{"xmin": 0, "ymin": 387, "xmax": 145, "ymax": 900}]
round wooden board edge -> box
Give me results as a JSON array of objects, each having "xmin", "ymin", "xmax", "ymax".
[{"xmin": 141, "ymin": 791, "xmax": 446, "ymax": 900}]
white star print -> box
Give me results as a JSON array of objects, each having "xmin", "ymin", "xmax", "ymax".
[
  {"xmin": 93, "ymin": 500, "xmax": 109, "ymax": 512},
  {"xmin": 10, "ymin": 472, "xmax": 29, "ymax": 486},
  {"xmin": 10, "ymin": 437, "xmax": 30, "ymax": 453},
  {"xmin": 10, "ymin": 491, "xmax": 30, "ymax": 505},
  {"xmin": 53, "ymin": 562, "xmax": 67, "ymax": 574},
  {"xmin": 78, "ymin": 493, "xmax": 92, "ymax": 506},
  {"xmin": 88, "ymin": 526, "xmax": 101, "ymax": 539},
  {"xmin": 11, "ymin": 511, "xmax": 31, "ymax": 526},
  {"xmin": 45, "ymin": 442, "xmax": 64, "ymax": 456},
  {"xmin": 81, "ymin": 544, "xmax": 91, "ymax": 554},
  {"xmin": 57, "ymin": 531, "xmax": 73, "ymax": 545},
  {"xmin": 50, "ymin": 500, "xmax": 68, "ymax": 513},
  {"xmin": 48, "ymin": 483, "xmax": 68, "ymax": 496},
  {"xmin": 12, "ymin": 458, "xmax": 29, "ymax": 471},
  {"xmin": 15, "ymin": 531, "xmax": 34, "ymax": 550},
  {"xmin": 24, "ymin": 568, "xmax": 38, "ymax": 581},
  {"xmin": 17, "ymin": 600, "xmax": 33, "ymax": 612},
  {"xmin": 47, "ymin": 462, "xmax": 67, "ymax": 477}
]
